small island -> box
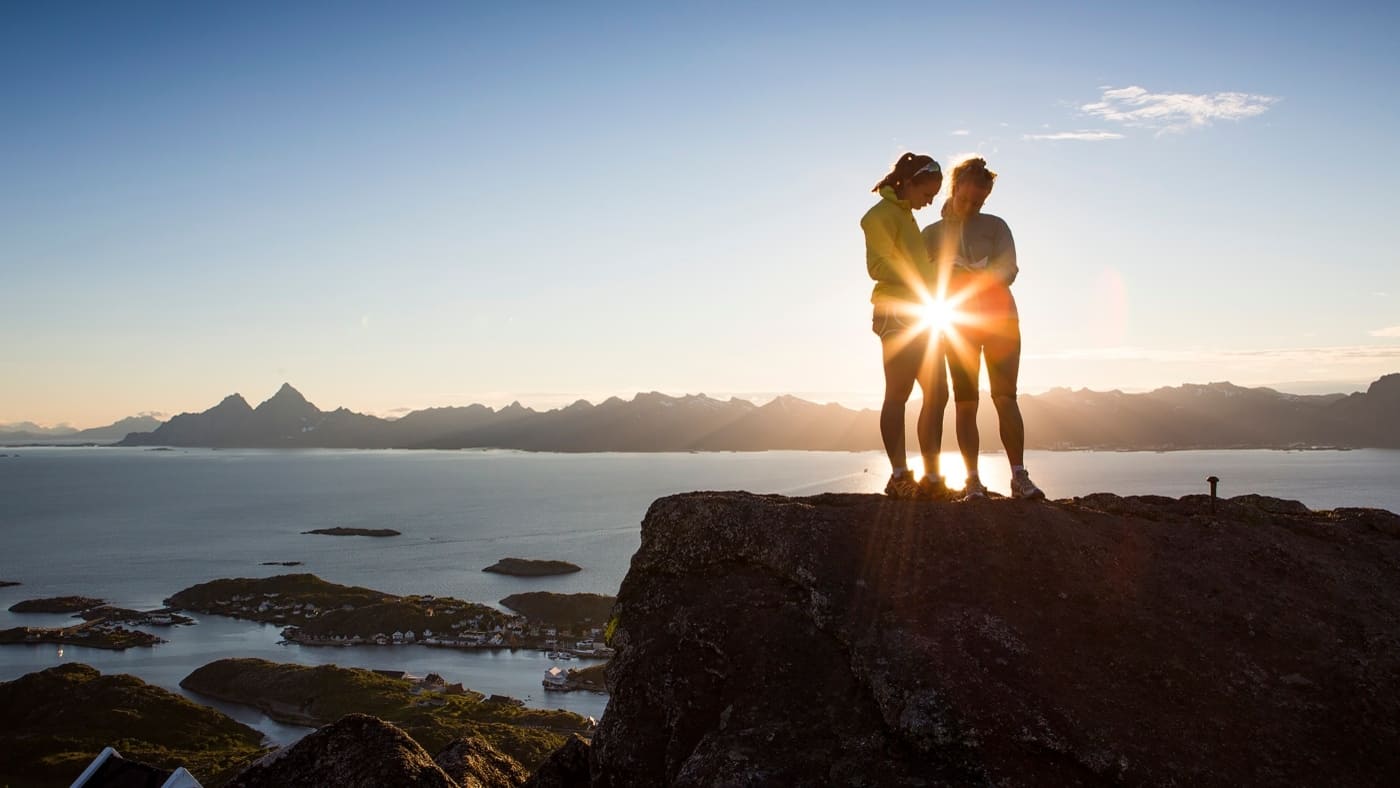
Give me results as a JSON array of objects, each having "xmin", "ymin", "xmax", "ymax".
[
  {"xmin": 166, "ymin": 574, "xmax": 513, "ymax": 646},
  {"xmin": 302, "ymin": 527, "xmax": 401, "ymax": 537},
  {"xmin": 483, "ymin": 557, "xmax": 582, "ymax": 576},
  {"xmin": 166, "ymin": 574, "xmax": 390, "ymax": 625},
  {"xmin": 8, "ymin": 595, "xmax": 106, "ymax": 614},
  {"xmin": 261, "ymin": 560, "xmax": 304, "ymax": 566},
  {"xmin": 166, "ymin": 574, "xmax": 614, "ymax": 655},
  {"xmin": 0, "ymin": 622, "xmax": 165, "ymax": 650},
  {"xmin": 181, "ymin": 657, "xmax": 589, "ymax": 768},
  {"xmin": 76, "ymin": 605, "xmax": 195, "ymax": 627},
  {"xmin": 0, "ymin": 580, "xmax": 19, "ymax": 588}
]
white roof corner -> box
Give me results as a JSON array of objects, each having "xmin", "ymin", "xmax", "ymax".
[
  {"xmin": 69, "ymin": 746, "xmax": 117, "ymax": 788},
  {"xmin": 161, "ymin": 767, "xmax": 204, "ymax": 787}
]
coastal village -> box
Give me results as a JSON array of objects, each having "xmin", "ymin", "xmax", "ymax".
[
  {"xmin": 277, "ymin": 599, "xmax": 614, "ymax": 659},
  {"xmin": 0, "ymin": 619, "xmax": 166, "ymax": 650},
  {"xmin": 2, "ymin": 598, "xmax": 193, "ymax": 650},
  {"xmin": 5, "ymin": 570, "xmax": 617, "ymax": 697},
  {"xmin": 164, "ymin": 572, "xmax": 617, "ymax": 692},
  {"xmin": 165, "ymin": 574, "xmax": 613, "ymax": 650}
]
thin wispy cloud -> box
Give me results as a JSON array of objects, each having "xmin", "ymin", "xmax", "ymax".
[
  {"xmin": 950, "ymin": 129, "xmax": 970, "ymax": 136},
  {"xmin": 1082, "ymin": 85, "xmax": 1278, "ymax": 132},
  {"xmin": 1371, "ymin": 326, "xmax": 1400, "ymax": 338},
  {"xmin": 1023, "ymin": 130, "xmax": 1124, "ymax": 142},
  {"xmin": 1027, "ymin": 344, "xmax": 1400, "ymax": 363}
]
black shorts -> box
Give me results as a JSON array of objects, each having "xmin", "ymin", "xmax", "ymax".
[
  {"xmin": 873, "ymin": 305, "xmax": 947, "ymax": 385},
  {"xmin": 948, "ymin": 314, "xmax": 1020, "ymax": 402},
  {"xmin": 871, "ymin": 303, "xmax": 919, "ymax": 339}
]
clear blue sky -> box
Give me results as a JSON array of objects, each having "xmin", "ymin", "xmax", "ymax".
[{"xmin": 3, "ymin": 1, "xmax": 1398, "ymax": 426}]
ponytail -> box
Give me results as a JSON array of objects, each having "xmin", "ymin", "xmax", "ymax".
[{"xmin": 872, "ymin": 153, "xmax": 940, "ymax": 194}]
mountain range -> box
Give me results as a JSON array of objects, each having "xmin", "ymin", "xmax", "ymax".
[
  {"xmin": 0, "ymin": 415, "xmax": 164, "ymax": 444},
  {"xmin": 107, "ymin": 375, "xmax": 1400, "ymax": 451}
]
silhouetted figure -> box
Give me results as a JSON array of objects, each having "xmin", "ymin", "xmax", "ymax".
[
  {"xmin": 861, "ymin": 153, "xmax": 950, "ymax": 499},
  {"xmin": 923, "ymin": 158, "xmax": 1044, "ymax": 500}
]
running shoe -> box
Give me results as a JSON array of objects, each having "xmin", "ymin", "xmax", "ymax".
[
  {"xmin": 918, "ymin": 475, "xmax": 954, "ymax": 500},
  {"xmin": 1011, "ymin": 469, "xmax": 1046, "ymax": 500},
  {"xmin": 960, "ymin": 477, "xmax": 988, "ymax": 501},
  {"xmin": 884, "ymin": 473, "xmax": 921, "ymax": 500}
]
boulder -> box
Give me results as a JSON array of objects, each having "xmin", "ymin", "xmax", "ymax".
[
  {"xmin": 527, "ymin": 735, "xmax": 591, "ymax": 788},
  {"xmin": 229, "ymin": 713, "xmax": 457, "ymax": 787},
  {"xmin": 592, "ymin": 492, "xmax": 1400, "ymax": 787},
  {"xmin": 434, "ymin": 734, "xmax": 531, "ymax": 788}
]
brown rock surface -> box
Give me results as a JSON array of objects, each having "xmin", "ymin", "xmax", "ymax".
[
  {"xmin": 591, "ymin": 491, "xmax": 1400, "ymax": 787},
  {"xmin": 229, "ymin": 713, "xmax": 457, "ymax": 788},
  {"xmin": 527, "ymin": 734, "xmax": 591, "ymax": 788},
  {"xmin": 434, "ymin": 734, "xmax": 531, "ymax": 788}
]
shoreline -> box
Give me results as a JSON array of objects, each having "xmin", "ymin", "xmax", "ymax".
[{"xmin": 0, "ymin": 617, "xmax": 613, "ymax": 748}]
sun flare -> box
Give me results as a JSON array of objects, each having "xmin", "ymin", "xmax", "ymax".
[{"xmin": 917, "ymin": 298, "xmax": 961, "ymax": 335}]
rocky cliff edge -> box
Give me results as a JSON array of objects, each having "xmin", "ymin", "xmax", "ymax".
[{"xmin": 591, "ymin": 492, "xmax": 1400, "ymax": 787}]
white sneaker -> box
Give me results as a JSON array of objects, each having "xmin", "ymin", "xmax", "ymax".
[
  {"xmin": 960, "ymin": 477, "xmax": 988, "ymax": 501},
  {"xmin": 1011, "ymin": 469, "xmax": 1046, "ymax": 500}
]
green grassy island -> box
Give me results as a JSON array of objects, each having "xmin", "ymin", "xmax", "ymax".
[
  {"xmin": 76, "ymin": 606, "xmax": 196, "ymax": 627},
  {"xmin": 167, "ymin": 574, "xmax": 613, "ymax": 651},
  {"xmin": 482, "ymin": 557, "xmax": 582, "ymax": 576},
  {"xmin": 0, "ymin": 622, "xmax": 164, "ymax": 650},
  {"xmin": 181, "ymin": 658, "xmax": 588, "ymax": 769},
  {"xmin": 301, "ymin": 527, "xmax": 400, "ymax": 537},
  {"xmin": 499, "ymin": 592, "xmax": 616, "ymax": 628},
  {"xmin": 8, "ymin": 595, "xmax": 106, "ymax": 613},
  {"xmin": 0, "ymin": 663, "xmax": 266, "ymax": 788}
]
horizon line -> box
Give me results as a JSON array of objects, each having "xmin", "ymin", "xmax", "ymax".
[{"xmin": 4, "ymin": 375, "xmax": 1387, "ymax": 432}]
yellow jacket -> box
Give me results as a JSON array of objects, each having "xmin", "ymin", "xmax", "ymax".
[{"xmin": 860, "ymin": 186, "xmax": 931, "ymax": 305}]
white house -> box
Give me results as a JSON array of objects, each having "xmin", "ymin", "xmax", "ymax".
[{"xmin": 542, "ymin": 666, "xmax": 568, "ymax": 690}]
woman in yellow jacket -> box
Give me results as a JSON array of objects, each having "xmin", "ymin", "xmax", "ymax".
[{"xmin": 861, "ymin": 153, "xmax": 949, "ymax": 499}]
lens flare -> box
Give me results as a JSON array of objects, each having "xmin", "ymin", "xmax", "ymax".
[{"xmin": 918, "ymin": 299, "xmax": 958, "ymax": 334}]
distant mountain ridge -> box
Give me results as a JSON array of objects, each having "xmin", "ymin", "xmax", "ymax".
[
  {"xmin": 114, "ymin": 375, "xmax": 1400, "ymax": 451},
  {"xmin": 0, "ymin": 414, "xmax": 164, "ymax": 443}
]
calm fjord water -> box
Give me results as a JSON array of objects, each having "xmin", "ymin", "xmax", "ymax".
[{"xmin": 1, "ymin": 446, "xmax": 1396, "ymax": 742}]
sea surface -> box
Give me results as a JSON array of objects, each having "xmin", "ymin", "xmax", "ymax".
[{"xmin": 1, "ymin": 446, "xmax": 1396, "ymax": 745}]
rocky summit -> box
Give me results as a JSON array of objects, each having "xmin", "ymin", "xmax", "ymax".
[
  {"xmin": 229, "ymin": 713, "xmax": 458, "ymax": 788},
  {"xmin": 591, "ymin": 491, "xmax": 1400, "ymax": 787},
  {"xmin": 434, "ymin": 734, "xmax": 532, "ymax": 788}
]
